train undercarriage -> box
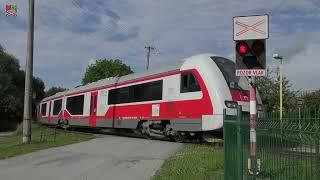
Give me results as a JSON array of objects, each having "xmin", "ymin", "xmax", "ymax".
[{"xmin": 52, "ymin": 119, "xmax": 222, "ymax": 143}]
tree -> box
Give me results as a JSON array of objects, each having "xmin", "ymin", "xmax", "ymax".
[
  {"xmin": 45, "ymin": 86, "xmax": 67, "ymax": 97},
  {"xmin": 302, "ymin": 90, "xmax": 320, "ymax": 113},
  {"xmin": 0, "ymin": 47, "xmax": 23, "ymax": 130},
  {"xmin": 0, "ymin": 45, "xmax": 45, "ymax": 131},
  {"xmin": 82, "ymin": 59, "xmax": 133, "ymax": 85},
  {"xmin": 255, "ymin": 68, "xmax": 298, "ymax": 113},
  {"xmin": 32, "ymin": 77, "xmax": 45, "ymax": 119},
  {"xmin": 33, "ymin": 77, "xmax": 45, "ymax": 102}
]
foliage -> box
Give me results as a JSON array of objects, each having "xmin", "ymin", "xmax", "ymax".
[
  {"xmin": 0, "ymin": 45, "xmax": 45, "ymax": 131},
  {"xmin": 33, "ymin": 77, "xmax": 46, "ymax": 101},
  {"xmin": 153, "ymin": 144, "xmax": 223, "ymax": 180},
  {"xmin": 255, "ymin": 68, "xmax": 298, "ymax": 113},
  {"xmin": 0, "ymin": 123, "xmax": 94, "ymax": 159},
  {"xmin": 82, "ymin": 59, "xmax": 133, "ymax": 85},
  {"xmin": 302, "ymin": 90, "xmax": 320, "ymax": 110},
  {"xmin": 45, "ymin": 86, "xmax": 67, "ymax": 97},
  {"xmin": 301, "ymin": 90, "xmax": 320, "ymax": 117}
]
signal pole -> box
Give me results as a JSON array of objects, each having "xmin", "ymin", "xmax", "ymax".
[
  {"xmin": 248, "ymin": 77, "xmax": 258, "ymax": 177},
  {"xmin": 22, "ymin": 0, "xmax": 35, "ymax": 144},
  {"xmin": 145, "ymin": 46, "xmax": 154, "ymax": 70},
  {"xmin": 234, "ymin": 15, "xmax": 269, "ymax": 178}
]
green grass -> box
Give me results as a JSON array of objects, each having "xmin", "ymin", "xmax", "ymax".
[
  {"xmin": 0, "ymin": 123, "xmax": 94, "ymax": 160},
  {"xmin": 253, "ymin": 151, "xmax": 317, "ymax": 180},
  {"xmin": 152, "ymin": 144, "xmax": 224, "ymax": 180}
]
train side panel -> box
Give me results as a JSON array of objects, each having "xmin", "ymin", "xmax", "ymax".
[{"xmin": 38, "ymin": 54, "xmax": 253, "ymax": 135}]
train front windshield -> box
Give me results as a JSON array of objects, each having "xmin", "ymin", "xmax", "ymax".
[{"xmin": 211, "ymin": 56, "xmax": 249, "ymax": 92}]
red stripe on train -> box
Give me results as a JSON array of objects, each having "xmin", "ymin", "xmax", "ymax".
[{"xmin": 39, "ymin": 69, "xmax": 214, "ymax": 125}]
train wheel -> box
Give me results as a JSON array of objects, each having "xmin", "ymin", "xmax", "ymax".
[
  {"xmin": 174, "ymin": 134, "xmax": 185, "ymax": 143},
  {"xmin": 62, "ymin": 119, "xmax": 70, "ymax": 130},
  {"xmin": 168, "ymin": 135, "xmax": 175, "ymax": 142},
  {"xmin": 57, "ymin": 119, "xmax": 62, "ymax": 127},
  {"xmin": 138, "ymin": 121, "xmax": 151, "ymax": 139}
]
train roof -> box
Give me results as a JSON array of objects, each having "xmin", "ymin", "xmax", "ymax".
[
  {"xmin": 41, "ymin": 53, "xmax": 226, "ymax": 102},
  {"xmin": 42, "ymin": 61, "xmax": 184, "ymax": 101}
]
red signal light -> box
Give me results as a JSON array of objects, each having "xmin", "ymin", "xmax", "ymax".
[
  {"xmin": 236, "ymin": 42, "xmax": 249, "ymax": 56},
  {"xmin": 252, "ymin": 40, "xmax": 265, "ymax": 56}
]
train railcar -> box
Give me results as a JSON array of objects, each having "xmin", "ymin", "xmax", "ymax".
[{"xmin": 38, "ymin": 54, "xmax": 261, "ymax": 141}]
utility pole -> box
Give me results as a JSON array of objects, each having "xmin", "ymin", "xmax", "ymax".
[
  {"xmin": 145, "ymin": 46, "xmax": 154, "ymax": 70},
  {"xmin": 22, "ymin": 0, "xmax": 35, "ymax": 144}
]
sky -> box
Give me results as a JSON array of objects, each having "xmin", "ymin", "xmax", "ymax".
[{"xmin": 0, "ymin": 0, "xmax": 319, "ymax": 90}]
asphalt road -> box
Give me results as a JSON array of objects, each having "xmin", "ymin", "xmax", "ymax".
[{"xmin": 0, "ymin": 135, "xmax": 181, "ymax": 180}]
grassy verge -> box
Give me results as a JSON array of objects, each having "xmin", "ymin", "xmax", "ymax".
[
  {"xmin": 153, "ymin": 144, "xmax": 224, "ymax": 180},
  {"xmin": 0, "ymin": 123, "xmax": 94, "ymax": 160}
]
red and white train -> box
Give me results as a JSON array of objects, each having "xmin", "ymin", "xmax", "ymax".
[{"xmin": 38, "ymin": 54, "xmax": 261, "ymax": 140}]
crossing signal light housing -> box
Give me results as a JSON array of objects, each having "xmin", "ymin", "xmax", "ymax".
[{"xmin": 235, "ymin": 39, "xmax": 266, "ymax": 72}]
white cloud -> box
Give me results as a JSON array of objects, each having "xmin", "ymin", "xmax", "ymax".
[
  {"xmin": 285, "ymin": 37, "xmax": 320, "ymax": 90},
  {"xmin": 0, "ymin": 0, "xmax": 319, "ymax": 91},
  {"xmin": 88, "ymin": 58, "xmax": 96, "ymax": 65}
]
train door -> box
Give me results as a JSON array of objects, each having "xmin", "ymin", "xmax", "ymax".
[
  {"xmin": 48, "ymin": 101, "xmax": 52, "ymax": 124},
  {"xmin": 89, "ymin": 92, "xmax": 98, "ymax": 127}
]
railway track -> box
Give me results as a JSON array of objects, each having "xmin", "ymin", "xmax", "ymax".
[{"xmin": 41, "ymin": 124, "xmax": 223, "ymax": 145}]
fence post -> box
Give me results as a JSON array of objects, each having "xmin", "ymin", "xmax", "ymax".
[
  {"xmin": 316, "ymin": 112, "xmax": 320, "ymax": 180},
  {"xmin": 223, "ymin": 108, "xmax": 227, "ymax": 180},
  {"xmin": 237, "ymin": 105, "xmax": 243, "ymax": 180}
]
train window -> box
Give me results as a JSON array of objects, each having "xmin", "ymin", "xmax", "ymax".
[
  {"xmin": 108, "ymin": 87, "xmax": 130, "ymax": 104},
  {"xmin": 108, "ymin": 89, "xmax": 118, "ymax": 104},
  {"xmin": 211, "ymin": 56, "xmax": 238, "ymax": 89},
  {"xmin": 53, "ymin": 99, "xmax": 62, "ymax": 115},
  {"xmin": 180, "ymin": 72, "xmax": 201, "ymax": 93},
  {"xmin": 66, "ymin": 95, "xmax": 84, "ymax": 115},
  {"xmin": 108, "ymin": 80, "xmax": 163, "ymax": 105},
  {"xmin": 117, "ymin": 87, "xmax": 130, "ymax": 104},
  {"xmin": 132, "ymin": 83, "xmax": 144, "ymax": 102},
  {"xmin": 151, "ymin": 80, "xmax": 163, "ymax": 100},
  {"xmin": 41, "ymin": 103, "xmax": 47, "ymax": 116}
]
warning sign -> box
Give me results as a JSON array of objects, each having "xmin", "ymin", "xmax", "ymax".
[
  {"xmin": 233, "ymin": 15, "xmax": 269, "ymax": 41},
  {"xmin": 236, "ymin": 69, "xmax": 266, "ymax": 77}
]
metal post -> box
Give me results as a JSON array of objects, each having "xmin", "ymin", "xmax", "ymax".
[
  {"xmin": 273, "ymin": 54, "xmax": 284, "ymax": 121},
  {"xmin": 145, "ymin": 46, "xmax": 154, "ymax": 70},
  {"xmin": 279, "ymin": 59, "xmax": 283, "ymax": 121},
  {"xmin": 249, "ymin": 77, "xmax": 257, "ymax": 178},
  {"xmin": 237, "ymin": 105, "xmax": 243, "ymax": 180},
  {"xmin": 146, "ymin": 48, "xmax": 150, "ymax": 70},
  {"xmin": 299, "ymin": 107, "xmax": 302, "ymax": 139},
  {"xmin": 316, "ymin": 119, "xmax": 320, "ymax": 180},
  {"xmin": 298, "ymin": 107, "xmax": 301, "ymax": 122},
  {"xmin": 22, "ymin": 0, "xmax": 35, "ymax": 144},
  {"xmin": 223, "ymin": 108, "xmax": 227, "ymax": 180}
]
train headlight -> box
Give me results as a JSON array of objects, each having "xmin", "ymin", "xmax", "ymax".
[{"xmin": 225, "ymin": 101, "xmax": 238, "ymax": 108}]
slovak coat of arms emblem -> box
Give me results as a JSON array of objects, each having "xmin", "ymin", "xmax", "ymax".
[{"xmin": 6, "ymin": 4, "xmax": 17, "ymax": 16}]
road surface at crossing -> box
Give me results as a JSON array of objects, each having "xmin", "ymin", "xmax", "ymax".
[{"xmin": 0, "ymin": 135, "xmax": 181, "ymax": 180}]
